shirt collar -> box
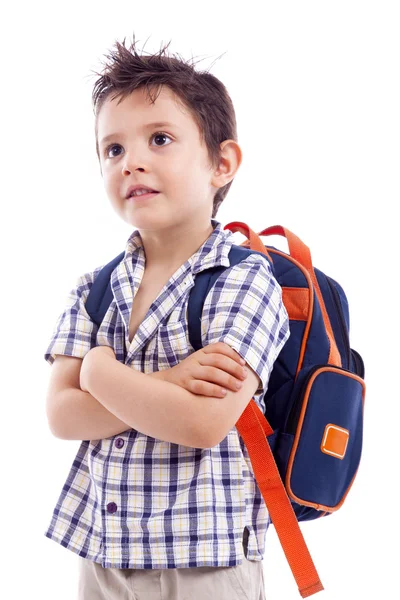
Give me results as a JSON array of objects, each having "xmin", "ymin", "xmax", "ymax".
[{"xmin": 123, "ymin": 219, "xmax": 236, "ymax": 275}]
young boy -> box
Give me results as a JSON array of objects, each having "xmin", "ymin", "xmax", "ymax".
[{"xmin": 44, "ymin": 35, "xmax": 290, "ymax": 599}]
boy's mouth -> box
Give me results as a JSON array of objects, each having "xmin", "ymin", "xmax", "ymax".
[
  {"xmin": 127, "ymin": 191, "xmax": 160, "ymax": 201},
  {"xmin": 125, "ymin": 185, "xmax": 160, "ymax": 198}
]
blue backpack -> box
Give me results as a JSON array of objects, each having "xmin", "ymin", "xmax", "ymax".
[{"xmin": 85, "ymin": 222, "xmax": 366, "ymax": 598}]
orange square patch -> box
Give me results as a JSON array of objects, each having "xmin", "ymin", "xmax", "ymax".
[{"xmin": 321, "ymin": 424, "xmax": 349, "ymax": 460}]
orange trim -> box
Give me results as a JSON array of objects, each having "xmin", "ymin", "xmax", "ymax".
[
  {"xmin": 309, "ymin": 270, "xmax": 341, "ymax": 367},
  {"xmin": 282, "ymin": 288, "xmax": 310, "ymax": 321},
  {"xmin": 258, "ymin": 225, "xmax": 341, "ymax": 367},
  {"xmin": 285, "ymin": 366, "xmax": 366, "ymax": 512},
  {"xmin": 266, "ymin": 248, "xmax": 315, "ymax": 379}
]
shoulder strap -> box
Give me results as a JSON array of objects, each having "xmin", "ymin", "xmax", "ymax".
[
  {"xmin": 86, "ymin": 251, "xmax": 125, "ymax": 327},
  {"xmin": 85, "ymin": 245, "xmax": 264, "ymax": 332},
  {"xmin": 187, "ymin": 245, "xmax": 265, "ymax": 350}
]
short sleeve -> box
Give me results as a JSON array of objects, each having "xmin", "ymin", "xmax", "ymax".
[
  {"xmin": 201, "ymin": 255, "xmax": 290, "ymax": 396},
  {"xmin": 44, "ymin": 265, "xmax": 105, "ymax": 366}
]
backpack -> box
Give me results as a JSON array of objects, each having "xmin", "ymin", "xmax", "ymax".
[{"xmin": 85, "ymin": 222, "xmax": 366, "ymax": 598}]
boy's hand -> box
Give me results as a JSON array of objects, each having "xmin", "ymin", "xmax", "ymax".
[
  {"xmin": 80, "ymin": 345, "xmax": 116, "ymax": 392},
  {"xmin": 153, "ymin": 342, "xmax": 248, "ymax": 398}
]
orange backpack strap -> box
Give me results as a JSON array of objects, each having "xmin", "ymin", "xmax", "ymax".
[
  {"xmin": 225, "ymin": 221, "xmax": 274, "ymax": 263},
  {"xmin": 236, "ymin": 400, "xmax": 324, "ymax": 598}
]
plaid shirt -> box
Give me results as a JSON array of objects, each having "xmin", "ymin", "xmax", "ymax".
[{"xmin": 44, "ymin": 219, "xmax": 290, "ymax": 569}]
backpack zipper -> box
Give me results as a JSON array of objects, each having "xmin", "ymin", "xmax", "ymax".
[
  {"xmin": 286, "ymin": 362, "xmax": 358, "ymax": 435},
  {"xmin": 326, "ymin": 277, "xmax": 350, "ymax": 369},
  {"xmin": 285, "ymin": 364, "xmax": 324, "ymax": 434},
  {"xmin": 351, "ymin": 348, "xmax": 365, "ymax": 378}
]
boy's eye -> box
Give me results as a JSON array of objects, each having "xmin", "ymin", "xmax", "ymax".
[
  {"xmin": 150, "ymin": 132, "xmax": 173, "ymax": 147},
  {"xmin": 105, "ymin": 131, "xmax": 172, "ymax": 159},
  {"xmin": 105, "ymin": 144, "xmax": 123, "ymax": 158}
]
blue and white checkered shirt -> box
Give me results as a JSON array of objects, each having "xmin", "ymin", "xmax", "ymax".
[{"xmin": 44, "ymin": 219, "xmax": 290, "ymax": 569}]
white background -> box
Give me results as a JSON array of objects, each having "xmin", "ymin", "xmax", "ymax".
[{"xmin": 2, "ymin": 1, "xmax": 398, "ymax": 598}]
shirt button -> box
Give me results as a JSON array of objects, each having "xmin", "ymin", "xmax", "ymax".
[
  {"xmin": 115, "ymin": 438, "xmax": 124, "ymax": 449},
  {"xmin": 107, "ymin": 502, "xmax": 117, "ymax": 514}
]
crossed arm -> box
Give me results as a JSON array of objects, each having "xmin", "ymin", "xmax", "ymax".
[{"xmin": 49, "ymin": 346, "xmax": 260, "ymax": 448}]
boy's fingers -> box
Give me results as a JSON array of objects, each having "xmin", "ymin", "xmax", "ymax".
[
  {"xmin": 211, "ymin": 343, "xmax": 245, "ymax": 365},
  {"xmin": 230, "ymin": 347, "xmax": 245, "ymax": 364}
]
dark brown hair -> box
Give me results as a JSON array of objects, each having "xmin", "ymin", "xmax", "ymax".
[{"xmin": 89, "ymin": 34, "xmax": 238, "ymax": 218}]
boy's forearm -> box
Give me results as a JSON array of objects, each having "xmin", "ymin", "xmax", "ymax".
[
  {"xmin": 50, "ymin": 370, "xmax": 166, "ymax": 442},
  {"xmin": 83, "ymin": 351, "xmax": 213, "ymax": 448},
  {"xmin": 51, "ymin": 387, "xmax": 133, "ymax": 441}
]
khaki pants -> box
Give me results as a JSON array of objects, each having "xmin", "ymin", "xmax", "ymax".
[{"xmin": 77, "ymin": 528, "xmax": 266, "ymax": 599}]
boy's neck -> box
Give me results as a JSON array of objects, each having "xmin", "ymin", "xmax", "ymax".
[{"xmin": 140, "ymin": 221, "xmax": 215, "ymax": 272}]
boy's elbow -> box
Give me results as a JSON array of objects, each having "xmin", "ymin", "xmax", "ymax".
[
  {"xmin": 46, "ymin": 388, "xmax": 75, "ymax": 440},
  {"xmin": 47, "ymin": 419, "xmax": 66, "ymax": 440},
  {"xmin": 193, "ymin": 430, "xmax": 216, "ymax": 450},
  {"xmin": 46, "ymin": 398, "xmax": 67, "ymax": 439},
  {"xmin": 194, "ymin": 415, "xmax": 222, "ymax": 449}
]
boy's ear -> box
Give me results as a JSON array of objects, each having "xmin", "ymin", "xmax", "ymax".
[{"xmin": 212, "ymin": 139, "xmax": 242, "ymax": 188}]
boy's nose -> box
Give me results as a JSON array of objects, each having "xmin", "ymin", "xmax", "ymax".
[
  {"xmin": 122, "ymin": 162, "xmax": 147, "ymax": 177},
  {"xmin": 121, "ymin": 148, "xmax": 148, "ymax": 175}
]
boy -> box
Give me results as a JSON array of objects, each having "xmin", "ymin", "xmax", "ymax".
[{"xmin": 44, "ymin": 35, "xmax": 290, "ymax": 599}]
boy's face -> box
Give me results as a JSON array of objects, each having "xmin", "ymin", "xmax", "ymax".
[{"xmin": 96, "ymin": 85, "xmax": 223, "ymax": 231}]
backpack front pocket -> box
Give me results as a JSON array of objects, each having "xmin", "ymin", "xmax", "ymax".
[{"xmin": 284, "ymin": 366, "xmax": 366, "ymax": 511}]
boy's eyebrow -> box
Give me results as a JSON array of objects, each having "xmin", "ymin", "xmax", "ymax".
[{"xmin": 99, "ymin": 122, "xmax": 178, "ymax": 146}]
